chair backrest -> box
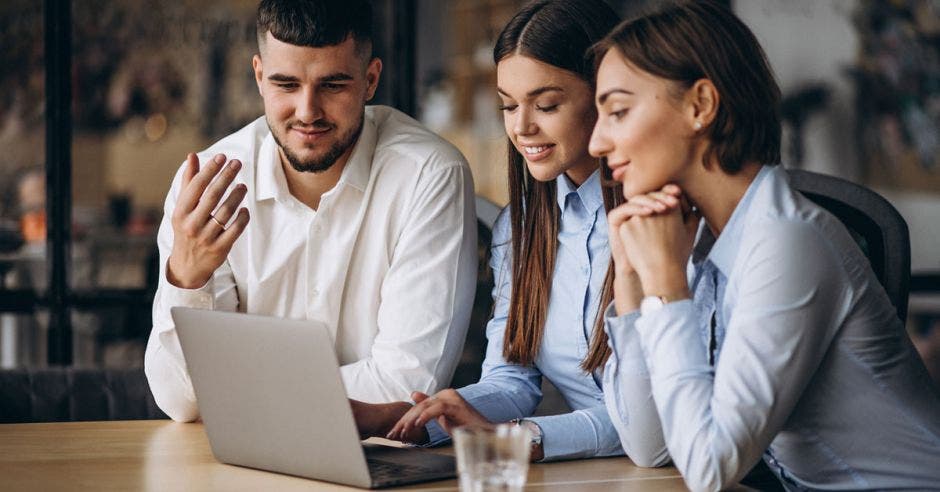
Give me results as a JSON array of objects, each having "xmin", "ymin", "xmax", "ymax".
[
  {"xmin": 0, "ymin": 367, "xmax": 168, "ymax": 423},
  {"xmin": 787, "ymin": 169, "xmax": 911, "ymax": 323},
  {"xmin": 450, "ymin": 196, "xmax": 501, "ymax": 388}
]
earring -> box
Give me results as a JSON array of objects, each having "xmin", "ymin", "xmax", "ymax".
[{"xmin": 694, "ymin": 121, "xmax": 703, "ymax": 131}]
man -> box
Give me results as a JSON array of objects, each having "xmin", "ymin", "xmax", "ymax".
[{"xmin": 146, "ymin": 0, "xmax": 477, "ymax": 422}]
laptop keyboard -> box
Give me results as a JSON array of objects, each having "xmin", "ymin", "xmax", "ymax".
[{"xmin": 367, "ymin": 457, "xmax": 439, "ymax": 482}]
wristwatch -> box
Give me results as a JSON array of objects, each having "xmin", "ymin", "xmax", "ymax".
[
  {"xmin": 640, "ymin": 295, "xmax": 667, "ymax": 316},
  {"xmin": 640, "ymin": 296, "xmax": 685, "ymax": 316},
  {"xmin": 510, "ymin": 418, "xmax": 543, "ymax": 448}
]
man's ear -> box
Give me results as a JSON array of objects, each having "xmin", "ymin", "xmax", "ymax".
[
  {"xmin": 252, "ymin": 54, "xmax": 264, "ymax": 96},
  {"xmin": 365, "ymin": 57, "xmax": 382, "ymax": 101}
]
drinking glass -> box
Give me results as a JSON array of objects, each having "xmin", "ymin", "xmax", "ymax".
[{"xmin": 452, "ymin": 424, "xmax": 531, "ymax": 492}]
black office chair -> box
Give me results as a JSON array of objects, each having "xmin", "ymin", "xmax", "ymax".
[
  {"xmin": 787, "ymin": 169, "xmax": 911, "ymax": 324},
  {"xmin": 0, "ymin": 367, "xmax": 167, "ymax": 423},
  {"xmin": 740, "ymin": 170, "xmax": 912, "ymax": 491},
  {"xmin": 450, "ymin": 197, "xmax": 499, "ymax": 388}
]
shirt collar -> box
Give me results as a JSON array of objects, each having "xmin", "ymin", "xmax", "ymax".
[
  {"xmin": 254, "ymin": 113, "xmax": 377, "ymax": 202},
  {"xmin": 704, "ymin": 164, "xmax": 773, "ymax": 276},
  {"xmin": 255, "ymin": 132, "xmax": 286, "ymax": 202},
  {"xmin": 337, "ymin": 114, "xmax": 377, "ymax": 192},
  {"xmin": 555, "ymin": 169, "xmax": 603, "ymax": 213}
]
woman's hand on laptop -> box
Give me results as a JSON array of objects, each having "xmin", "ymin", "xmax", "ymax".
[
  {"xmin": 386, "ymin": 390, "xmax": 492, "ymax": 443},
  {"xmin": 349, "ymin": 399, "xmax": 427, "ymax": 443}
]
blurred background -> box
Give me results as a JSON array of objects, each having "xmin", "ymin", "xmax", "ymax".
[{"xmin": 0, "ymin": 0, "xmax": 938, "ymax": 393}]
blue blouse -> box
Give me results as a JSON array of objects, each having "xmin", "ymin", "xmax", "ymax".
[{"xmin": 426, "ymin": 170, "xmax": 625, "ymax": 460}]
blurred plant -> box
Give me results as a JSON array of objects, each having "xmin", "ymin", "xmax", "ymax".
[{"xmin": 852, "ymin": 0, "xmax": 940, "ymax": 178}]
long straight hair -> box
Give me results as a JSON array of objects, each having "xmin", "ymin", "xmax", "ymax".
[{"xmin": 494, "ymin": 0, "xmax": 622, "ymax": 372}]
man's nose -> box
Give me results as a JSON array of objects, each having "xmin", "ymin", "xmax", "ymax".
[{"xmin": 295, "ymin": 88, "xmax": 325, "ymax": 124}]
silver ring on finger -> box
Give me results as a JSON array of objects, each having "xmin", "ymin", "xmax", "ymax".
[{"xmin": 209, "ymin": 214, "xmax": 226, "ymax": 230}]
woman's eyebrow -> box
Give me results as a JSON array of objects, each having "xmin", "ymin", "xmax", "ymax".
[
  {"xmin": 596, "ymin": 88, "xmax": 634, "ymax": 105},
  {"xmin": 497, "ymin": 86, "xmax": 565, "ymax": 98}
]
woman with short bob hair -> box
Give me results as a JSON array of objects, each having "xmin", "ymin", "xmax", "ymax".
[{"xmin": 590, "ymin": 1, "xmax": 940, "ymax": 490}]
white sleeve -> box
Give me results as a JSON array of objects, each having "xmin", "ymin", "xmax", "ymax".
[
  {"xmin": 635, "ymin": 221, "xmax": 848, "ymax": 491},
  {"xmin": 144, "ymin": 163, "xmax": 240, "ymax": 422},
  {"xmin": 340, "ymin": 162, "xmax": 477, "ymax": 402},
  {"xmin": 602, "ymin": 303, "xmax": 670, "ymax": 468}
]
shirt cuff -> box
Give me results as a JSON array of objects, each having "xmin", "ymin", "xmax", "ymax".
[
  {"xmin": 528, "ymin": 411, "xmax": 602, "ymax": 461},
  {"xmin": 603, "ymin": 303, "xmax": 647, "ymax": 376},
  {"xmin": 160, "ymin": 275, "xmax": 215, "ymax": 311},
  {"xmin": 634, "ymin": 300, "xmax": 707, "ymax": 378},
  {"xmin": 423, "ymin": 420, "xmax": 451, "ymax": 447}
]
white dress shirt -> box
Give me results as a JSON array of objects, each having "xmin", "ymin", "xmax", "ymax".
[
  {"xmin": 146, "ymin": 105, "xmax": 477, "ymax": 422},
  {"xmin": 605, "ymin": 165, "xmax": 940, "ymax": 491}
]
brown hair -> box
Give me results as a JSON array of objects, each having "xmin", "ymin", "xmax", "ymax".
[
  {"xmin": 592, "ymin": 0, "xmax": 781, "ymax": 173},
  {"xmin": 493, "ymin": 0, "xmax": 622, "ymax": 371}
]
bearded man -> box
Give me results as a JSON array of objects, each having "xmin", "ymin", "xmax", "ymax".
[{"xmin": 146, "ymin": 0, "xmax": 476, "ymax": 422}]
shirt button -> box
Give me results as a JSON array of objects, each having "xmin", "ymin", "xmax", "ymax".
[{"xmin": 311, "ymin": 288, "xmax": 319, "ymax": 297}]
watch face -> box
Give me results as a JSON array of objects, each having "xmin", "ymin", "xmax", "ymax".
[{"xmin": 521, "ymin": 420, "xmax": 542, "ymax": 445}]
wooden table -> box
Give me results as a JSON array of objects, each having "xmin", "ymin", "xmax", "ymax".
[{"xmin": 0, "ymin": 420, "xmax": 687, "ymax": 491}]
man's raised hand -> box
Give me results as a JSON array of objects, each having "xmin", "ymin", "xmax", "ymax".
[{"xmin": 166, "ymin": 153, "xmax": 250, "ymax": 289}]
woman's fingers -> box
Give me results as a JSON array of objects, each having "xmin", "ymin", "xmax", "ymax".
[
  {"xmin": 608, "ymin": 202, "xmax": 655, "ymax": 227},
  {"xmin": 628, "ymin": 192, "xmax": 679, "ymax": 213},
  {"xmin": 413, "ymin": 400, "xmax": 451, "ymax": 430},
  {"xmin": 387, "ymin": 397, "xmax": 444, "ymax": 441},
  {"xmin": 647, "ymin": 191, "xmax": 680, "ymax": 207},
  {"xmin": 388, "ymin": 389, "xmax": 482, "ymax": 442},
  {"xmin": 661, "ymin": 183, "xmax": 682, "ymax": 197},
  {"xmin": 387, "ymin": 406, "xmax": 420, "ymax": 440}
]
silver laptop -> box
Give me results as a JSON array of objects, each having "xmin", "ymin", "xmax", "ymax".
[{"xmin": 172, "ymin": 307, "xmax": 456, "ymax": 489}]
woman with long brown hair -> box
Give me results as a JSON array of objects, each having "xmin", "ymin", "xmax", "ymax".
[
  {"xmin": 353, "ymin": 0, "xmax": 667, "ymax": 465},
  {"xmin": 591, "ymin": 1, "xmax": 940, "ymax": 489}
]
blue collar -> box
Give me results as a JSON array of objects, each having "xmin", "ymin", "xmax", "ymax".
[
  {"xmin": 702, "ymin": 165, "xmax": 773, "ymax": 276},
  {"xmin": 555, "ymin": 169, "xmax": 603, "ymax": 214}
]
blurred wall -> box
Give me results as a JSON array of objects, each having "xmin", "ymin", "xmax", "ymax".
[{"xmin": 738, "ymin": 0, "xmax": 940, "ymax": 272}]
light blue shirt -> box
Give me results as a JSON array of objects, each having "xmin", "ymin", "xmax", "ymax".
[
  {"xmin": 425, "ymin": 171, "xmax": 625, "ymax": 461},
  {"xmin": 606, "ymin": 165, "xmax": 940, "ymax": 490}
]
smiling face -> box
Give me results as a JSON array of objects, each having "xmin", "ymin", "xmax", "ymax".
[
  {"xmin": 589, "ymin": 48, "xmax": 701, "ymax": 199},
  {"xmin": 496, "ymin": 54, "xmax": 598, "ymax": 185},
  {"xmin": 253, "ymin": 33, "xmax": 381, "ymax": 173}
]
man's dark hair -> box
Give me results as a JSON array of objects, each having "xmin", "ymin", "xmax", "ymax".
[{"xmin": 256, "ymin": 0, "xmax": 373, "ymax": 59}]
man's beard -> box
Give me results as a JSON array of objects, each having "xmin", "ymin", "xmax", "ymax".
[{"xmin": 269, "ymin": 116, "xmax": 364, "ymax": 174}]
